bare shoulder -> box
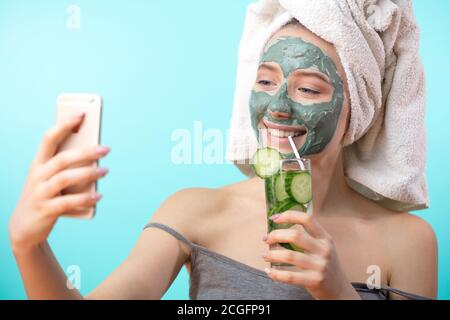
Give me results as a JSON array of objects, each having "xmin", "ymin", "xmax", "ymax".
[
  {"xmin": 221, "ymin": 177, "xmax": 263, "ymax": 197},
  {"xmin": 147, "ymin": 178, "xmax": 261, "ymax": 246},
  {"xmin": 382, "ymin": 211, "xmax": 438, "ymax": 297},
  {"xmin": 148, "ymin": 187, "xmax": 230, "ymax": 243},
  {"xmin": 358, "ymin": 196, "xmax": 437, "ymax": 249},
  {"xmin": 384, "ymin": 211, "xmax": 438, "ymax": 251}
]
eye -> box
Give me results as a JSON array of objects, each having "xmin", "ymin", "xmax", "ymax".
[
  {"xmin": 258, "ymin": 80, "xmax": 275, "ymax": 86},
  {"xmin": 298, "ymin": 87, "xmax": 320, "ymax": 95}
]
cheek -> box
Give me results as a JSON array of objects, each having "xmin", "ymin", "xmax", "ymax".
[
  {"xmin": 290, "ymin": 96, "xmax": 344, "ymax": 155},
  {"xmin": 291, "ymin": 103, "xmax": 335, "ymax": 128},
  {"xmin": 334, "ymin": 97, "xmax": 350, "ymax": 143},
  {"xmin": 249, "ymin": 91, "xmax": 272, "ymax": 136},
  {"xmin": 249, "ymin": 91, "xmax": 271, "ymax": 119},
  {"xmin": 316, "ymin": 98, "xmax": 348, "ymax": 148}
]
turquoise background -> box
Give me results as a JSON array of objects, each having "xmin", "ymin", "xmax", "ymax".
[{"xmin": 0, "ymin": 1, "xmax": 448, "ymax": 299}]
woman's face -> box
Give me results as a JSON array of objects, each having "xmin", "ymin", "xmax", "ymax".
[{"xmin": 249, "ymin": 23, "xmax": 349, "ymax": 158}]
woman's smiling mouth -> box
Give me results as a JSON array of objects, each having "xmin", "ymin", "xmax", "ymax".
[
  {"xmin": 260, "ymin": 118, "xmax": 308, "ymax": 154},
  {"xmin": 263, "ymin": 118, "xmax": 307, "ymax": 138}
]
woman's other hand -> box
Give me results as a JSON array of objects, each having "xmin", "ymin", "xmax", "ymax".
[
  {"xmin": 8, "ymin": 113, "xmax": 110, "ymax": 254},
  {"xmin": 262, "ymin": 211, "xmax": 361, "ymax": 300}
]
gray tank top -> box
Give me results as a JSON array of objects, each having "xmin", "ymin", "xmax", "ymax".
[{"xmin": 144, "ymin": 222, "xmax": 432, "ymax": 300}]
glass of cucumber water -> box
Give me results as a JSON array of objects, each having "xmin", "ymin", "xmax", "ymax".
[{"xmin": 252, "ymin": 148, "xmax": 313, "ymax": 268}]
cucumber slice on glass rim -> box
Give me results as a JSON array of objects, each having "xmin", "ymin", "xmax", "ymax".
[{"xmin": 252, "ymin": 148, "xmax": 282, "ymax": 178}]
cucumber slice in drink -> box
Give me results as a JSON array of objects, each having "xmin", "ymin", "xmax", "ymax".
[
  {"xmin": 252, "ymin": 148, "xmax": 282, "ymax": 178},
  {"xmin": 275, "ymin": 174, "xmax": 289, "ymax": 202},
  {"xmin": 268, "ymin": 199, "xmax": 296, "ymax": 216},
  {"xmin": 286, "ymin": 172, "xmax": 313, "ymax": 204},
  {"xmin": 264, "ymin": 176, "xmax": 277, "ymax": 208}
]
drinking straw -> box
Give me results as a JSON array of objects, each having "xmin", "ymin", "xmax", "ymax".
[
  {"xmin": 288, "ymin": 136, "xmax": 306, "ymax": 171},
  {"xmin": 259, "ymin": 127, "xmax": 268, "ymax": 149}
]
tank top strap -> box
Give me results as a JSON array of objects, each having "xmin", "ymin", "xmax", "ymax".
[
  {"xmin": 379, "ymin": 285, "xmax": 434, "ymax": 300},
  {"xmin": 144, "ymin": 222, "xmax": 194, "ymax": 248}
]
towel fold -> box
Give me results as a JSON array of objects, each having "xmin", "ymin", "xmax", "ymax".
[{"xmin": 226, "ymin": 0, "xmax": 429, "ymax": 212}]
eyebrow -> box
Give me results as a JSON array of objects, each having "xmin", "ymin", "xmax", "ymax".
[
  {"xmin": 258, "ymin": 63, "xmax": 280, "ymax": 73},
  {"xmin": 294, "ymin": 70, "xmax": 331, "ymax": 83},
  {"xmin": 259, "ymin": 63, "xmax": 331, "ymax": 84}
]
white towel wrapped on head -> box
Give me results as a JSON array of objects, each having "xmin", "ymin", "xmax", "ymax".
[{"xmin": 226, "ymin": 0, "xmax": 429, "ymax": 212}]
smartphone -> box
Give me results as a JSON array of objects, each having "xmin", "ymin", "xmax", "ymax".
[{"xmin": 56, "ymin": 93, "xmax": 103, "ymax": 219}]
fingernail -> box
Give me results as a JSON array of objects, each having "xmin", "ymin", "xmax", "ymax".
[
  {"xmin": 96, "ymin": 167, "xmax": 109, "ymax": 177},
  {"xmin": 91, "ymin": 193, "xmax": 102, "ymax": 201},
  {"xmin": 262, "ymin": 235, "xmax": 268, "ymax": 241},
  {"xmin": 270, "ymin": 214, "xmax": 281, "ymax": 221},
  {"xmin": 264, "ymin": 268, "xmax": 271, "ymax": 275},
  {"xmin": 261, "ymin": 252, "xmax": 267, "ymax": 259},
  {"xmin": 96, "ymin": 146, "xmax": 111, "ymax": 155},
  {"xmin": 72, "ymin": 123, "xmax": 82, "ymax": 134}
]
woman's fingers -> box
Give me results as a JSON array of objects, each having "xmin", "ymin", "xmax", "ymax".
[
  {"xmin": 265, "ymin": 268, "xmax": 322, "ymax": 288},
  {"xmin": 266, "ymin": 228, "xmax": 325, "ymax": 254},
  {"xmin": 40, "ymin": 166, "xmax": 109, "ymax": 199},
  {"xmin": 40, "ymin": 146, "xmax": 111, "ymax": 181},
  {"xmin": 271, "ymin": 211, "xmax": 328, "ymax": 239},
  {"xmin": 42, "ymin": 192, "xmax": 102, "ymax": 218},
  {"xmin": 263, "ymin": 248, "xmax": 325, "ymax": 271},
  {"xmin": 33, "ymin": 113, "xmax": 85, "ymax": 166}
]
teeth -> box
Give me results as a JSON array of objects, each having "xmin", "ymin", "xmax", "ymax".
[{"xmin": 267, "ymin": 128, "xmax": 306, "ymax": 138}]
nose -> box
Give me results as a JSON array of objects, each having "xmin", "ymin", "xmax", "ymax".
[
  {"xmin": 267, "ymin": 83, "xmax": 292, "ymax": 118},
  {"xmin": 269, "ymin": 111, "xmax": 291, "ymax": 120}
]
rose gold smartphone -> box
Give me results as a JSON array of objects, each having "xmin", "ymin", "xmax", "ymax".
[{"xmin": 56, "ymin": 93, "xmax": 103, "ymax": 219}]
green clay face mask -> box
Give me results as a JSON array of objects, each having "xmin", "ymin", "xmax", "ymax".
[{"xmin": 249, "ymin": 36, "xmax": 344, "ymax": 157}]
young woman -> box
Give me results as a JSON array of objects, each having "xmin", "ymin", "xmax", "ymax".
[{"xmin": 9, "ymin": 16, "xmax": 437, "ymax": 300}]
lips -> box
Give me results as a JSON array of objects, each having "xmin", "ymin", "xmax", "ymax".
[
  {"xmin": 262, "ymin": 118, "xmax": 307, "ymax": 139},
  {"xmin": 259, "ymin": 118, "xmax": 308, "ymax": 154}
]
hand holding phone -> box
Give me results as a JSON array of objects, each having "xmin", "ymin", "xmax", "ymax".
[{"xmin": 9, "ymin": 100, "xmax": 109, "ymax": 253}]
